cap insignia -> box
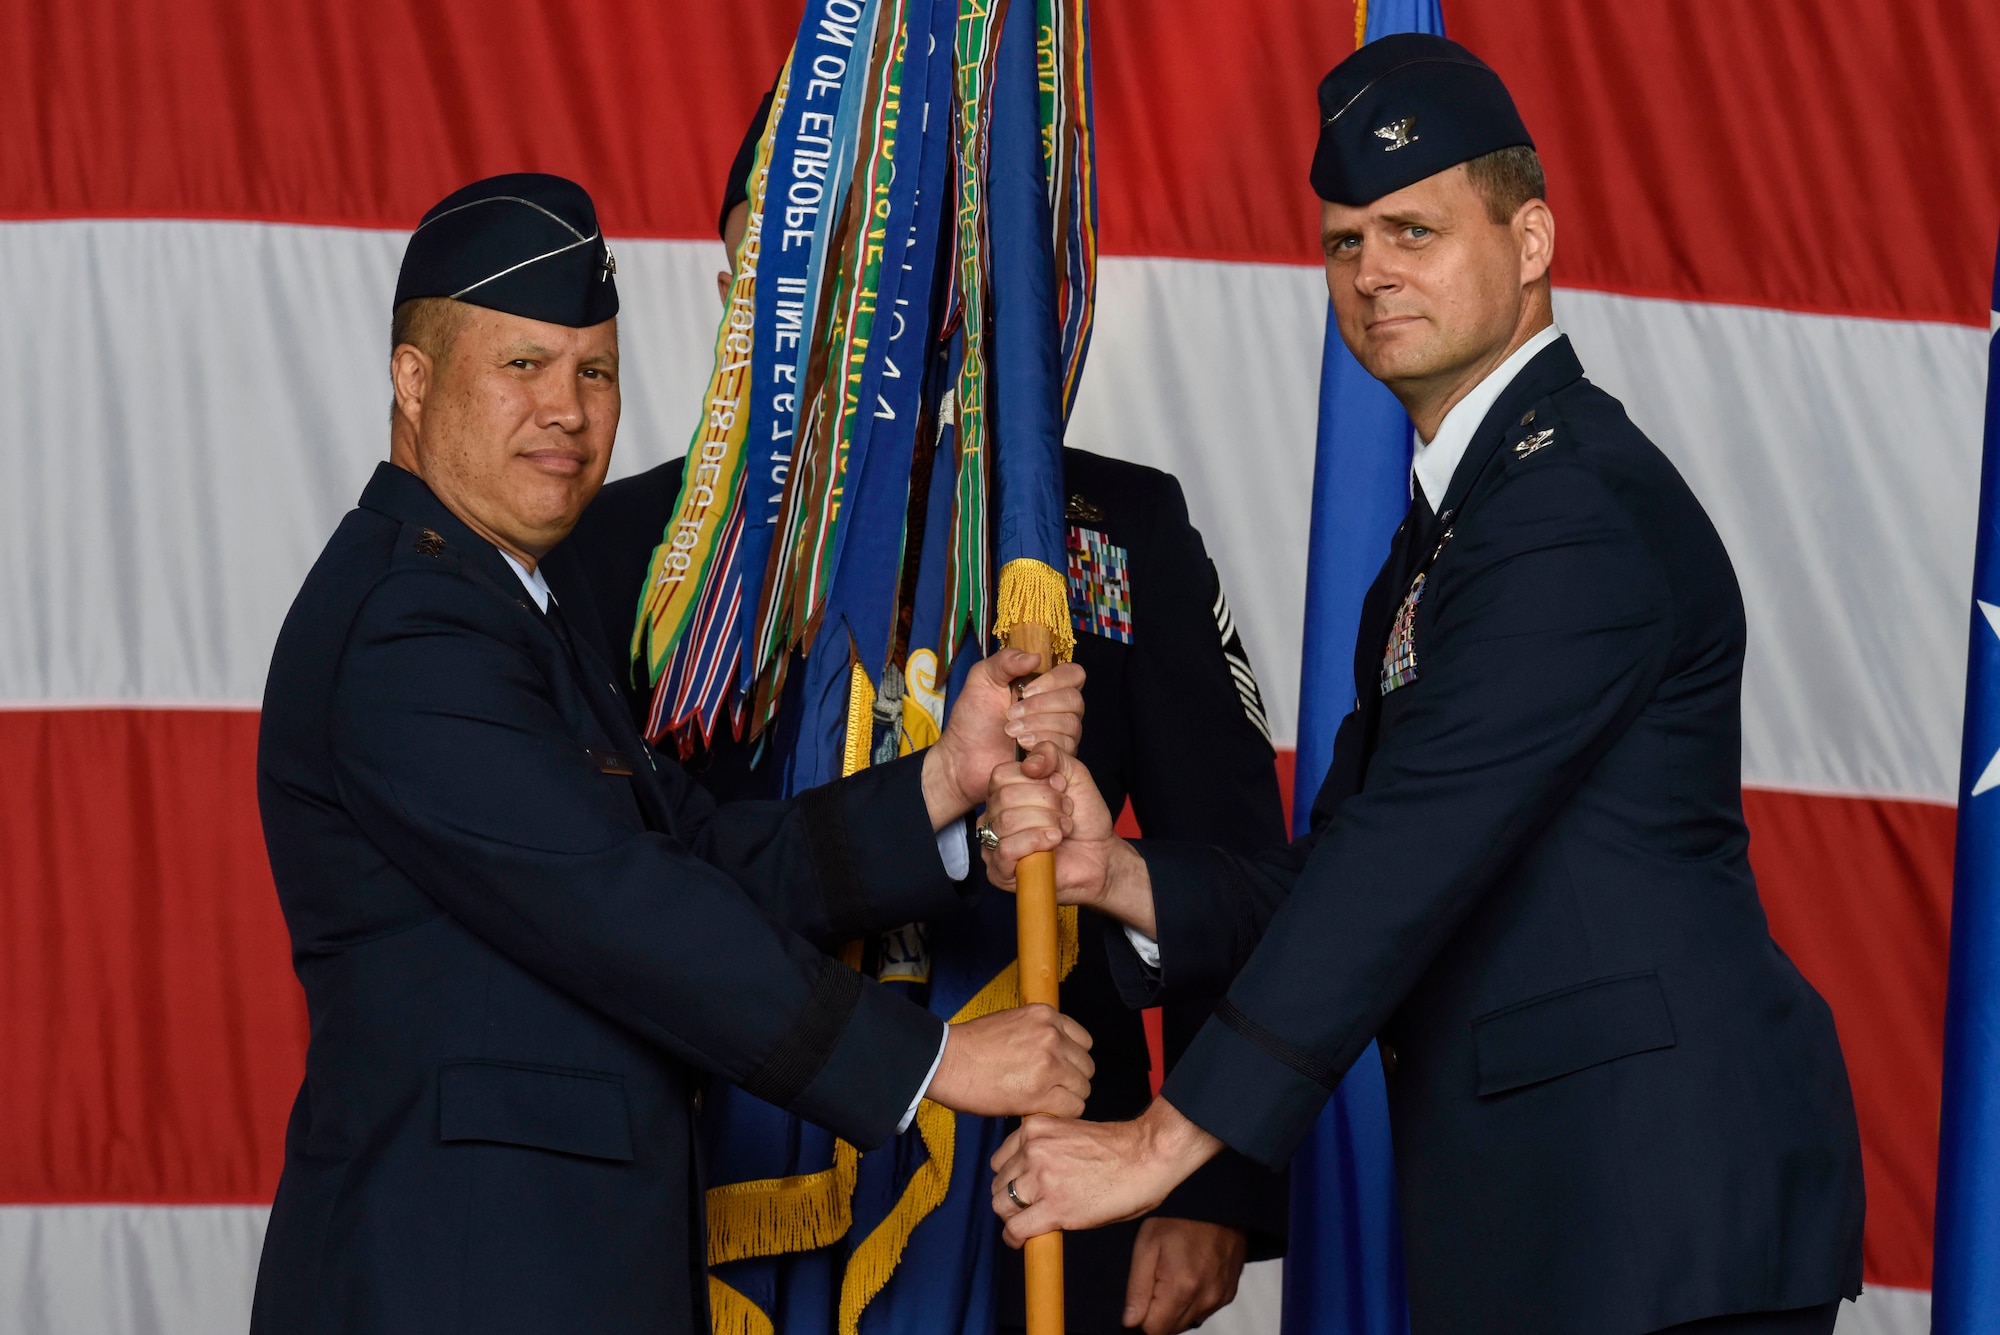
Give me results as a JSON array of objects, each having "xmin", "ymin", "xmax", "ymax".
[
  {"xmin": 1373, "ymin": 117, "xmax": 1419, "ymax": 151},
  {"xmin": 602, "ymin": 247, "xmax": 617, "ymax": 281}
]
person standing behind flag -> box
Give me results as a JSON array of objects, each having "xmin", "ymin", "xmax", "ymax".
[
  {"xmin": 555, "ymin": 97, "xmax": 1291, "ymax": 1335},
  {"xmin": 980, "ymin": 34, "xmax": 1866, "ymax": 1335}
]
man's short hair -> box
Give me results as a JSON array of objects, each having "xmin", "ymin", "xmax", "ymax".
[
  {"xmin": 389, "ymin": 298, "xmax": 472, "ymax": 424},
  {"xmin": 1464, "ymin": 145, "xmax": 1546, "ymax": 225},
  {"xmin": 390, "ymin": 297, "xmax": 470, "ymax": 363}
]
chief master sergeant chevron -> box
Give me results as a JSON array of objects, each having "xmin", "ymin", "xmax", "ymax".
[
  {"xmin": 250, "ymin": 172, "xmax": 1096, "ymax": 1335},
  {"xmin": 980, "ymin": 34, "xmax": 1866, "ymax": 1335}
]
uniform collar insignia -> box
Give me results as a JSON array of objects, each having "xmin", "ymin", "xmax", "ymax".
[{"xmin": 1513, "ymin": 428, "xmax": 1555, "ymax": 458}]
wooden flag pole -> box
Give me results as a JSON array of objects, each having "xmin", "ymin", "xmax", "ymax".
[{"xmin": 1007, "ymin": 619, "xmax": 1065, "ymax": 1335}]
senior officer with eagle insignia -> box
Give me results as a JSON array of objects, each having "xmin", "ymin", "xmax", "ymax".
[
  {"xmin": 252, "ymin": 173, "xmax": 1099, "ymax": 1335},
  {"xmin": 981, "ymin": 35, "xmax": 1866, "ymax": 1335}
]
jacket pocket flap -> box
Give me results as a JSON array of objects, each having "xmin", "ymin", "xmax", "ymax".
[
  {"xmin": 1472, "ymin": 971, "xmax": 1675, "ymax": 1096},
  {"xmin": 439, "ymin": 1061, "xmax": 634, "ymax": 1161}
]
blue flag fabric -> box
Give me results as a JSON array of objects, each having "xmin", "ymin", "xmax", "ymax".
[
  {"xmin": 987, "ymin": 0, "xmax": 1069, "ymax": 578},
  {"xmin": 1281, "ymin": 5, "xmax": 1439, "ymax": 1332},
  {"xmin": 1935, "ymin": 234, "xmax": 2000, "ymax": 1334}
]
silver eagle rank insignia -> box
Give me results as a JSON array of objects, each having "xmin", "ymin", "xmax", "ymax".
[
  {"xmin": 1374, "ymin": 117, "xmax": 1418, "ymax": 151},
  {"xmin": 1513, "ymin": 427, "xmax": 1555, "ymax": 458}
]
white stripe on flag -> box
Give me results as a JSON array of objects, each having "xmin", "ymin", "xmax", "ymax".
[
  {"xmin": 0, "ymin": 1205, "xmax": 267, "ymax": 1335},
  {"xmin": 2, "ymin": 223, "xmax": 1984, "ymax": 806}
]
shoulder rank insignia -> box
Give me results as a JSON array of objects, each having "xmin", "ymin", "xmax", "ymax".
[
  {"xmin": 1381, "ymin": 572, "xmax": 1426, "ymax": 695},
  {"xmin": 413, "ymin": 528, "xmax": 446, "ymax": 557},
  {"xmin": 1513, "ymin": 427, "xmax": 1555, "ymax": 458},
  {"xmin": 1067, "ymin": 525, "xmax": 1134, "ymax": 644}
]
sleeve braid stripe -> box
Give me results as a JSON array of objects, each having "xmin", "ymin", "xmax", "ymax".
[
  {"xmin": 1213, "ymin": 996, "xmax": 1343, "ymax": 1091},
  {"xmin": 801, "ymin": 782, "xmax": 872, "ymax": 940},
  {"xmin": 738, "ymin": 954, "xmax": 865, "ymax": 1108}
]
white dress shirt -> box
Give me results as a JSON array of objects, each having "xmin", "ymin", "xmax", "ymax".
[
  {"xmin": 1410, "ymin": 323, "xmax": 1562, "ymax": 511},
  {"xmin": 500, "ymin": 546, "xmax": 955, "ymax": 1133},
  {"xmin": 1120, "ymin": 325, "xmax": 1564, "ymax": 976}
]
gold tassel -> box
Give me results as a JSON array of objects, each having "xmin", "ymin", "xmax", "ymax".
[
  {"xmin": 991, "ymin": 558, "xmax": 1076, "ymax": 665},
  {"xmin": 835, "ymin": 906, "xmax": 1080, "ymax": 1335},
  {"xmin": 842, "ymin": 661, "xmax": 876, "ymax": 777},
  {"xmin": 709, "ymin": 1275, "xmax": 776, "ymax": 1335}
]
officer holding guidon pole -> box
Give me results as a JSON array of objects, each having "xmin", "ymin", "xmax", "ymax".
[
  {"xmin": 980, "ymin": 34, "xmax": 1866, "ymax": 1335},
  {"xmin": 250, "ymin": 171, "xmax": 1095, "ymax": 1335}
]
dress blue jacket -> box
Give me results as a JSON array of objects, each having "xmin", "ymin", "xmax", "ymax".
[
  {"xmin": 1115, "ymin": 339, "xmax": 1866, "ymax": 1334},
  {"xmin": 251, "ymin": 463, "xmax": 968, "ymax": 1334}
]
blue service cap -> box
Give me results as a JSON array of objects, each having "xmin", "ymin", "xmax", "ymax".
[
  {"xmin": 1310, "ymin": 34, "xmax": 1534, "ymax": 207},
  {"xmin": 394, "ymin": 172, "xmax": 619, "ymax": 327}
]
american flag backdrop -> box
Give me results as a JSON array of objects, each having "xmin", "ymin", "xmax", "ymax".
[{"xmin": 2, "ymin": 2, "xmax": 1997, "ymax": 1332}]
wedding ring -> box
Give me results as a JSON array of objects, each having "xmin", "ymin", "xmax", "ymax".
[
  {"xmin": 1007, "ymin": 1178, "xmax": 1028, "ymax": 1210},
  {"xmin": 976, "ymin": 820, "xmax": 1002, "ymax": 851}
]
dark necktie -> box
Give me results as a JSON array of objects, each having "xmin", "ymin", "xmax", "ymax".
[{"xmin": 1396, "ymin": 486, "xmax": 1441, "ymax": 593}]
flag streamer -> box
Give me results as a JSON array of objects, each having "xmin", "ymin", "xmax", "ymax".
[{"xmin": 633, "ymin": 1, "xmax": 1100, "ymax": 1329}]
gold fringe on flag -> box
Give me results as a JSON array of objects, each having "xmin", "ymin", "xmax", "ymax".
[
  {"xmin": 708, "ymin": 1275, "xmax": 777, "ymax": 1335},
  {"xmin": 835, "ymin": 906, "xmax": 1080, "ymax": 1335},
  {"xmin": 706, "ymin": 1138, "xmax": 862, "ymax": 1269},
  {"xmin": 990, "ymin": 558, "xmax": 1076, "ymax": 665}
]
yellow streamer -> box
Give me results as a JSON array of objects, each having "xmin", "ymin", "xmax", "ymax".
[
  {"xmin": 1354, "ymin": 0, "xmax": 1368, "ymax": 49},
  {"xmin": 991, "ymin": 557, "xmax": 1076, "ymax": 665}
]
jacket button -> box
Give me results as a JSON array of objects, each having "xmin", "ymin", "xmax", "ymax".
[
  {"xmin": 693, "ymin": 1088, "xmax": 705, "ymax": 1115},
  {"xmin": 1380, "ymin": 1041, "xmax": 1398, "ymax": 1075}
]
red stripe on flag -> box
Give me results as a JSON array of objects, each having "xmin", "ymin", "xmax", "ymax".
[
  {"xmin": 0, "ymin": 709, "xmax": 302, "ymax": 1205},
  {"xmin": 1443, "ymin": 0, "xmax": 2000, "ymax": 327},
  {"xmin": 1742, "ymin": 787, "xmax": 1953, "ymax": 1291},
  {"xmin": 0, "ymin": 1, "xmax": 793, "ymax": 240},
  {"xmin": 0, "ymin": 716, "xmax": 1952, "ymax": 1294},
  {"xmin": 6, "ymin": 1, "xmax": 1999, "ymax": 324}
]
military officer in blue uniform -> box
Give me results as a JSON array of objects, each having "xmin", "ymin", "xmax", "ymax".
[
  {"xmin": 549, "ymin": 104, "xmax": 1291, "ymax": 1335},
  {"xmin": 981, "ymin": 35, "xmax": 1866, "ymax": 1335},
  {"xmin": 252, "ymin": 173, "xmax": 1099, "ymax": 1335}
]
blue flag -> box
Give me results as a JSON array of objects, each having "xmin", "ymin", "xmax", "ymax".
[
  {"xmin": 1935, "ymin": 234, "xmax": 2000, "ymax": 1334},
  {"xmin": 1281, "ymin": 4, "xmax": 1439, "ymax": 1332}
]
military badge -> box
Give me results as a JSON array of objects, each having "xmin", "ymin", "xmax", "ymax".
[
  {"xmin": 1513, "ymin": 427, "xmax": 1555, "ymax": 458},
  {"xmin": 1067, "ymin": 525, "xmax": 1134, "ymax": 644},
  {"xmin": 1373, "ymin": 116, "xmax": 1419, "ymax": 151},
  {"xmin": 1381, "ymin": 572, "xmax": 1426, "ymax": 695}
]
